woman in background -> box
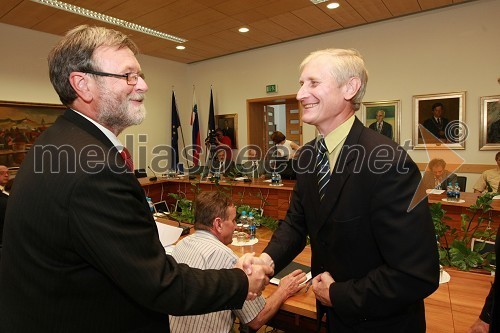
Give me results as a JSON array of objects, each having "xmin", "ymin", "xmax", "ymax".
[{"xmin": 271, "ymin": 131, "xmax": 300, "ymax": 160}]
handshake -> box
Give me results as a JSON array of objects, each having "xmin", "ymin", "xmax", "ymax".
[{"xmin": 235, "ymin": 252, "xmax": 275, "ymax": 300}]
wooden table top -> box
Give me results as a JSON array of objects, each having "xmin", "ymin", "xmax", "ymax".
[
  {"xmin": 427, "ymin": 191, "xmax": 500, "ymax": 211},
  {"xmin": 139, "ymin": 175, "xmax": 296, "ymax": 190}
]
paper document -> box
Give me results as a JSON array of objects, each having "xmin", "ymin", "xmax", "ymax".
[
  {"xmin": 155, "ymin": 222, "xmax": 183, "ymax": 247},
  {"xmin": 426, "ymin": 189, "xmax": 445, "ymax": 194}
]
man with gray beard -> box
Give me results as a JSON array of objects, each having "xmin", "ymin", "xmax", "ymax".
[{"xmin": 0, "ymin": 25, "xmax": 272, "ymax": 333}]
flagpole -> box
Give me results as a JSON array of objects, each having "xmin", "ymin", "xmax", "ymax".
[
  {"xmin": 178, "ymin": 120, "xmax": 189, "ymax": 168},
  {"xmin": 190, "ymin": 85, "xmax": 201, "ymax": 169},
  {"xmin": 174, "ymin": 91, "xmax": 189, "ymax": 168}
]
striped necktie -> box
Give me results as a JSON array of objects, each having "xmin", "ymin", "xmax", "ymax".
[
  {"xmin": 120, "ymin": 147, "xmax": 134, "ymax": 172},
  {"xmin": 316, "ymin": 137, "xmax": 330, "ymax": 201}
]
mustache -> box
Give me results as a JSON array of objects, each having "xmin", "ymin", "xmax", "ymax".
[{"xmin": 129, "ymin": 93, "xmax": 146, "ymax": 102}]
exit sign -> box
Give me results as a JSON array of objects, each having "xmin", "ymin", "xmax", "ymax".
[{"xmin": 266, "ymin": 84, "xmax": 277, "ymax": 93}]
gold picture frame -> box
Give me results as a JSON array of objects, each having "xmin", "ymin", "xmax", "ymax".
[
  {"xmin": 479, "ymin": 95, "xmax": 500, "ymax": 150},
  {"xmin": 361, "ymin": 100, "xmax": 401, "ymax": 143},
  {"xmin": 215, "ymin": 113, "xmax": 238, "ymax": 149},
  {"xmin": 0, "ymin": 100, "xmax": 65, "ymax": 167},
  {"xmin": 413, "ymin": 91, "xmax": 466, "ymax": 150}
]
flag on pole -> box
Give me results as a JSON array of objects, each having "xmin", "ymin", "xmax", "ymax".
[
  {"xmin": 171, "ymin": 90, "xmax": 181, "ymax": 168},
  {"xmin": 208, "ymin": 87, "xmax": 216, "ymax": 136},
  {"xmin": 190, "ymin": 90, "xmax": 201, "ymax": 166}
]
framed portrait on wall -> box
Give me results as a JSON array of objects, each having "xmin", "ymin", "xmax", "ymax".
[
  {"xmin": 0, "ymin": 100, "xmax": 65, "ymax": 167},
  {"xmin": 413, "ymin": 91, "xmax": 466, "ymax": 150},
  {"xmin": 215, "ymin": 113, "xmax": 238, "ymax": 149},
  {"xmin": 479, "ymin": 95, "xmax": 500, "ymax": 150},
  {"xmin": 361, "ymin": 100, "xmax": 401, "ymax": 143}
]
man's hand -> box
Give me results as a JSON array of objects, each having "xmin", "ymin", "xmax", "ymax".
[
  {"xmin": 277, "ymin": 269, "xmax": 307, "ymax": 298},
  {"xmin": 255, "ymin": 252, "xmax": 275, "ymax": 270},
  {"xmin": 235, "ymin": 253, "xmax": 274, "ymax": 300},
  {"xmin": 468, "ymin": 318, "xmax": 489, "ymax": 333},
  {"xmin": 312, "ymin": 272, "xmax": 335, "ymax": 307},
  {"xmin": 235, "ymin": 253, "xmax": 256, "ymax": 275}
]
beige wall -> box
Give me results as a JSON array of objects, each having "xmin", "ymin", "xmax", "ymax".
[{"xmin": 0, "ymin": 0, "xmax": 499, "ymax": 190}]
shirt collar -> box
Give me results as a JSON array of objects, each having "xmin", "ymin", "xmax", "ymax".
[
  {"xmin": 320, "ymin": 115, "xmax": 355, "ymax": 153},
  {"xmin": 70, "ymin": 109, "xmax": 125, "ymax": 152}
]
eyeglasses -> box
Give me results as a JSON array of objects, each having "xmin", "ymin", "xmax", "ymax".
[{"xmin": 84, "ymin": 70, "xmax": 144, "ymax": 85}]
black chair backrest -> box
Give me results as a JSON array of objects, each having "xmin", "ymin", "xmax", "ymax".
[
  {"xmin": 456, "ymin": 176, "xmax": 467, "ymax": 191},
  {"xmin": 134, "ymin": 169, "xmax": 147, "ymax": 178}
]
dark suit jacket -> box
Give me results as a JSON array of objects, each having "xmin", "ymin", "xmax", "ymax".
[
  {"xmin": 203, "ymin": 159, "xmax": 237, "ymax": 177},
  {"xmin": 368, "ymin": 121, "xmax": 393, "ymax": 139},
  {"xmin": 479, "ymin": 226, "xmax": 499, "ymax": 331},
  {"xmin": 0, "ymin": 110, "xmax": 247, "ymax": 332},
  {"xmin": 0, "ymin": 192, "xmax": 8, "ymax": 257},
  {"xmin": 264, "ymin": 118, "xmax": 439, "ymax": 333},
  {"xmin": 423, "ymin": 117, "xmax": 449, "ymax": 139}
]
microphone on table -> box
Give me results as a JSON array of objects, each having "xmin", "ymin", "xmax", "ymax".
[{"xmin": 148, "ymin": 166, "xmax": 158, "ymax": 181}]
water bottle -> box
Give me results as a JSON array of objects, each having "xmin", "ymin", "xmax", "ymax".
[
  {"xmin": 446, "ymin": 182, "xmax": 454, "ymax": 202},
  {"xmin": 271, "ymin": 170, "xmax": 281, "ymax": 185},
  {"xmin": 247, "ymin": 211, "xmax": 256, "ymax": 240},
  {"xmin": 213, "ymin": 168, "xmax": 221, "ymax": 183},
  {"xmin": 240, "ymin": 211, "xmax": 249, "ymax": 238},
  {"xmin": 146, "ymin": 197, "xmax": 154, "ymax": 214},
  {"xmin": 454, "ymin": 182, "xmax": 461, "ymax": 201}
]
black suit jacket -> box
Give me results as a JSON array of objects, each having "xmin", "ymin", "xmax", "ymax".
[
  {"xmin": 264, "ymin": 118, "xmax": 439, "ymax": 332},
  {"xmin": 423, "ymin": 117, "xmax": 449, "ymax": 139},
  {"xmin": 0, "ymin": 192, "xmax": 8, "ymax": 257},
  {"xmin": 0, "ymin": 110, "xmax": 248, "ymax": 332},
  {"xmin": 368, "ymin": 121, "xmax": 393, "ymax": 139}
]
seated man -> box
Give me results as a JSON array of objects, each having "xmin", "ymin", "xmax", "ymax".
[
  {"xmin": 237, "ymin": 148, "xmax": 265, "ymax": 179},
  {"xmin": 203, "ymin": 149, "xmax": 237, "ymax": 179},
  {"xmin": 421, "ymin": 158, "xmax": 457, "ymax": 190},
  {"xmin": 169, "ymin": 191, "xmax": 306, "ymax": 333},
  {"xmin": 473, "ymin": 152, "xmax": 500, "ymax": 193}
]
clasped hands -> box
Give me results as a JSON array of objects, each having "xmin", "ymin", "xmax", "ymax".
[
  {"xmin": 236, "ymin": 253, "xmax": 335, "ymax": 305},
  {"xmin": 254, "ymin": 254, "xmax": 335, "ymax": 306},
  {"xmin": 235, "ymin": 252, "xmax": 274, "ymax": 300}
]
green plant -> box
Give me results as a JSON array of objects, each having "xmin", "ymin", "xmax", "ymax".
[
  {"xmin": 432, "ymin": 192, "xmax": 497, "ymax": 271},
  {"xmin": 259, "ymin": 215, "xmax": 280, "ymax": 231},
  {"xmin": 168, "ymin": 193, "xmax": 195, "ymax": 224}
]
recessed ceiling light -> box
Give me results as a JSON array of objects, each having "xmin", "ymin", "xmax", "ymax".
[
  {"xmin": 310, "ymin": 0, "xmax": 328, "ymax": 4},
  {"xmin": 30, "ymin": 0, "xmax": 187, "ymax": 43},
  {"xmin": 176, "ymin": 45, "xmax": 186, "ymax": 50},
  {"xmin": 327, "ymin": 2, "xmax": 340, "ymax": 9},
  {"xmin": 238, "ymin": 27, "xmax": 250, "ymax": 33}
]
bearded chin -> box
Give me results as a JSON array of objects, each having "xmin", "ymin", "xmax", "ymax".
[{"xmin": 98, "ymin": 100, "xmax": 147, "ymax": 134}]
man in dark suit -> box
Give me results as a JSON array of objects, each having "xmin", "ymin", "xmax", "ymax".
[
  {"xmin": 368, "ymin": 109, "xmax": 393, "ymax": 139},
  {"xmin": 0, "ymin": 25, "xmax": 272, "ymax": 333},
  {"xmin": 467, "ymin": 80, "xmax": 500, "ymax": 333},
  {"xmin": 423, "ymin": 102, "xmax": 449, "ymax": 140},
  {"xmin": 257, "ymin": 48, "xmax": 439, "ymax": 332},
  {"xmin": 203, "ymin": 148, "xmax": 238, "ymax": 178}
]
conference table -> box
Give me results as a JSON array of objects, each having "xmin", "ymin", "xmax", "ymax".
[
  {"xmin": 141, "ymin": 176, "xmax": 500, "ymax": 221},
  {"xmin": 158, "ymin": 219, "xmax": 494, "ymax": 333},
  {"xmin": 140, "ymin": 176, "xmax": 295, "ymax": 220}
]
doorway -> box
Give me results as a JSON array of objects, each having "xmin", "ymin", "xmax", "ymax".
[{"xmin": 246, "ymin": 94, "xmax": 302, "ymax": 157}]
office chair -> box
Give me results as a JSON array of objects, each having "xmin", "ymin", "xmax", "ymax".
[
  {"xmin": 134, "ymin": 168, "xmax": 147, "ymax": 178},
  {"xmin": 456, "ymin": 176, "xmax": 467, "ymax": 192}
]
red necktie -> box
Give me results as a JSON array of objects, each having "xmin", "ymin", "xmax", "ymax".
[{"xmin": 120, "ymin": 147, "xmax": 134, "ymax": 172}]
